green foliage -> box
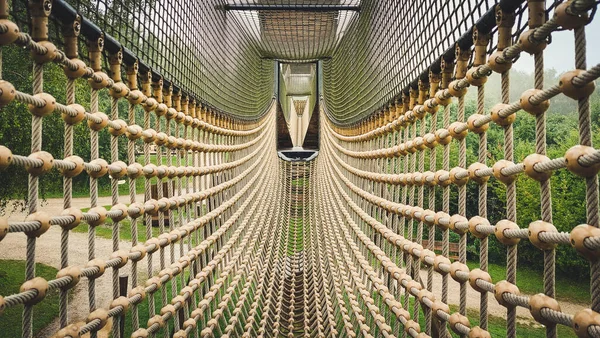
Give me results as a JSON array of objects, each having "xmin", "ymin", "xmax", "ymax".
[
  {"xmin": 0, "ymin": 45, "xmax": 144, "ymax": 213},
  {"xmin": 420, "ymin": 69, "xmax": 600, "ymax": 282},
  {"xmin": 0, "ymin": 0, "xmax": 165, "ymax": 212},
  {"xmin": 402, "ymin": 72, "xmax": 598, "ymax": 283},
  {"xmin": 0, "ymin": 260, "xmax": 60, "ymax": 337}
]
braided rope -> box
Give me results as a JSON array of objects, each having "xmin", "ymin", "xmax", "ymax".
[{"xmin": 1, "ymin": 1, "xmax": 600, "ymax": 338}]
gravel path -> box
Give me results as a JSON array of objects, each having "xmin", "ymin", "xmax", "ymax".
[{"xmin": 1, "ymin": 224, "xmax": 187, "ymax": 338}]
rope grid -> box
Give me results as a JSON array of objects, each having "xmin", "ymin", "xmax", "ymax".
[{"xmin": 0, "ymin": 0, "xmax": 599, "ymax": 337}]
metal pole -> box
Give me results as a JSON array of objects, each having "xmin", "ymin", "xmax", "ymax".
[{"xmin": 223, "ymin": 4, "xmax": 361, "ymax": 11}]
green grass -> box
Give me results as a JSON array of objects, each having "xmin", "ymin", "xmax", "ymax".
[
  {"xmin": 44, "ymin": 154, "xmax": 180, "ymax": 199},
  {"xmin": 137, "ymin": 154, "xmax": 179, "ymax": 166},
  {"xmin": 373, "ymin": 294, "xmax": 576, "ymax": 337},
  {"xmin": 45, "ymin": 175, "xmax": 147, "ymax": 199},
  {"xmin": 72, "ymin": 205, "xmax": 160, "ymax": 242},
  {"xmin": 466, "ymin": 261, "xmax": 590, "ymax": 304},
  {"xmin": 72, "ymin": 205, "xmax": 201, "ymax": 242},
  {"xmin": 72, "ymin": 219, "xmax": 161, "ymax": 243},
  {"xmin": 291, "ymin": 178, "xmax": 308, "ymax": 187},
  {"xmin": 122, "ymin": 273, "xmax": 191, "ymax": 337},
  {"xmin": 0, "ymin": 260, "xmax": 60, "ymax": 337},
  {"xmin": 447, "ymin": 306, "xmax": 576, "ymax": 337},
  {"xmin": 288, "ymin": 217, "xmax": 305, "ymax": 254}
]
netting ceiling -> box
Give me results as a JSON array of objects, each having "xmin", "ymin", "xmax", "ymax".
[{"xmin": 227, "ymin": 1, "xmax": 359, "ymax": 61}]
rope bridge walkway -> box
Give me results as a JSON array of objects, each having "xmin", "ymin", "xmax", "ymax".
[{"xmin": 0, "ymin": 0, "xmax": 599, "ymax": 337}]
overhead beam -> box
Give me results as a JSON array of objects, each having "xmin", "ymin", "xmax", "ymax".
[{"xmin": 223, "ymin": 4, "xmax": 361, "ymax": 12}]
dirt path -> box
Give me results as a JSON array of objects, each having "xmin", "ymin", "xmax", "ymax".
[{"xmin": 0, "ymin": 224, "xmax": 187, "ymax": 338}]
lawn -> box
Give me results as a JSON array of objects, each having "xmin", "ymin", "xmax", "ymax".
[
  {"xmin": 44, "ymin": 154, "xmax": 180, "ymax": 199},
  {"xmin": 122, "ymin": 273, "xmax": 191, "ymax": 337},
  {"xmin": 449, "ymin": 307, "xmax": 576, "ymax": 337},
  {"xmin": 45, "ymin": 174, "xmax": 148, "ymax": 199},
  {"xmin": 138, "ymin": 154, "xmax": 179, "ymax": 166},
  {"xmin": 0, "ymin": 260, "xmax": 60, "ymax": 337},
  {"xmin": 72, "ymin": 205, "xmax": 171, "ymax": 242},
  {"xmin": 71, "ymin": 219, "xmax": 161, "ymax": 243},
  {"xmin": 466, "ymin": 261, "xmax": 590, "ymax": 304},
  {"xmin": 376, "ymin": 294, "xmax": 577, "ymax": 337},
  {"xmin": 73, "ymin": 204, "xmax": 206, "ymax": 242}
]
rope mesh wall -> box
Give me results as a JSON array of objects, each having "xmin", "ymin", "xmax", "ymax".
[
  {"xmin": 322, "ymin": 0, "xmax": 532, "ymax": 124},
  {"xmin": 11, "ymin": 0, "xmax": 276, "ymax": 118},
  {"xmin": 0, "ymin": 0, "xmax": 600, "ymax": 337}
]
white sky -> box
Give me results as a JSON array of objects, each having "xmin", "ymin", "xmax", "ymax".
[{"xmin": 512, "ymin": 18, "xmax": 600, "ymax": 73}]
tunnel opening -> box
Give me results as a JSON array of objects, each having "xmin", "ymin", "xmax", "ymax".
[{"xmin": 276, "ymin": 62, "xmax": 320, "ymax": 161}]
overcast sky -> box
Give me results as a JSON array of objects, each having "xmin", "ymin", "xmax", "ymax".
[{"xmin": 512, "ymin": 18, "xmax": 599, "ymax": 73}]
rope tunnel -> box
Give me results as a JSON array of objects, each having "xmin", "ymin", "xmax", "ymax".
[{"xmin": 0, "ymin": 0, "xmax": 599, "ymax": 337}]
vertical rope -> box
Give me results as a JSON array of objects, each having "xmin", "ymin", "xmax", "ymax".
[
  {"xmin": 392, "ymin": 128, "xmax": 401, "ymax": 338},
  {"xmin": 110, "ymin": 95, "xmax": 121, "ymax": 338},
  {"xmin": 524, "ymin": 3, "xmax": 557, "ymax": 335},
  {"xmin": 426, "ymin": 107, "xmax": 436, "ymax": 336},
  {"xmin": 457, "ymin": 96, "xmax": 467, "ymax": 319},
  {"xmin": 88, "ymin": 85, "xmax": 99, "ymax": 338},
  {"xmin": 477, "ymin": 83, "xmax": 488, "ymax": 330},
  {"xmin": 573, "ymin": 25, "xmax": 600, "ymax": 313},
  {"xmin": 154, "ymin": 94, "xmax": 167, "ymax": 337},
  {"xmin": 502, "ymin": 69, "xmax": 519, "ymax": 338},
  {"xmin": 59, "ymin": 77, "xmax": 76, "ymax": 329},
  {"xmin": 442, "ymin": 104, "xmax": 450, "ymax": 310},
  {"xmin": 405, "ymin": 120, "xmax": 415, "ymax": 334},
  {"xmin": 23, "ymin": 61, "xmax": 44, "ymax": 338},
  {"xmin": 165, "ymin": 105, "xmax": 179, "ymax": 334},
  {"xmin": 142, "ymin": 104, "xmax": 152, "ymax": 333},
  {"xmin": 414, "ymin": 116, "xmax": 425, "ymax": 323}
]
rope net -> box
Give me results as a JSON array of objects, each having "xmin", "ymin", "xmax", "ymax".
[
  {"xmin": 0, "ymin": 0, "xmax": 599, "ymax": 337},
  {"xmin": 10, "ymin": 0, "xmax": 277, "ymax": 118}
]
